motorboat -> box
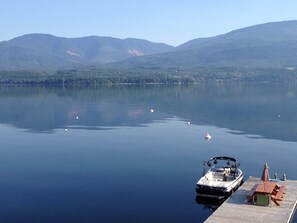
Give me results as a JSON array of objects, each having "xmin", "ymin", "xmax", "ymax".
[{"xmin": 196, "ymin": 156, "xmax": 244, "ymax": 198}]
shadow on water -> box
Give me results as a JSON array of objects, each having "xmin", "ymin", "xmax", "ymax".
[{"xmin": 195, "ymin": 195, "xmax": 227, "ymax": 212}]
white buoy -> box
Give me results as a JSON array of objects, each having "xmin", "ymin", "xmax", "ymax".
[
  {"xmin": 64, "ymin": 128, "xmax": 68, "ymax": 132},
  {"xmin": 76, "ymin": 116, "xmax": 79, "ymax": 120},
  {"xmin": 150, "ymin": 109, "xmax": 154, "ymax": 113},
  {"xmin": 204, "ymin": 133, "xmax": 212, "ymax": 141},
  {"xmin": 186, "ymin": 121, "xmax": 191, "ymax": 126},
  {"xmin": 278, "ymin": 114, "xmax": 281, "ymax": 118}
]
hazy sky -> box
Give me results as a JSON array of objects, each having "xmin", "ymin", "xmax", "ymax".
[{"xmin": 1, "ymin": 0, "xmax": 297, "ymax": 46}]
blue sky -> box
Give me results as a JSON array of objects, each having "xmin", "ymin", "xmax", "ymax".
[{"xmin": 1, "ymin": 0, "xmax": 297, "ymax": 46}]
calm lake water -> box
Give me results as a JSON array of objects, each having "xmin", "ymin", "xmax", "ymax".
[{"xmin": 0, "ymin": 84, "xmax": 297, "ymax": 223}]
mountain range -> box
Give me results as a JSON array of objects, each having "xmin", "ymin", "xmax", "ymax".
[
  {"xmin": 1, "ymin": 20, "xmax": 297, "ymax": 70},
  {"xmin": 0, "ymin": 34, "xmax": 173, "ymax": 69}
]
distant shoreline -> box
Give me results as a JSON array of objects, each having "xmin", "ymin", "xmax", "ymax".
[{"xmin": 1, "ymin": 67, "xmax": 297, "ymax": 85}]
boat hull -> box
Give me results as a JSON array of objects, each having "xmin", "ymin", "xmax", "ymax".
[
  {"xmin": 196, "ymin": 185, "xmax": 231, "ymax": 196},
  {"xmin": 196, "ymin": 172, "xmax": 244, "ymax": 197}
]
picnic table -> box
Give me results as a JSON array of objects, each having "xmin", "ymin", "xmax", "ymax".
[
  {"xmin": 246, "ymin": 181, "xmax": 285, "ymax": 206},
  {"xmin": 255, "ymin": 181, "xmax": 277, "ymax": 194}
]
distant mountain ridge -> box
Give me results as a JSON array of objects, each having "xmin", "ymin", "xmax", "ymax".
[
  {"xmin": 116, "ymin": 20, "xmax": 297, "ymax": 68},
  {"xmin": 0, "ymin": 34, "xmax": 173, "ymax": 69},
  {"xmin": 1, "ymin": 20, "xmax": 297, "ymax": 70}
]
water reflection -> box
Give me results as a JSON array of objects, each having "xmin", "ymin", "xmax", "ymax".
[{"xmin": 1, "ymin": 84, "xmax": 297, "ymax": 142}]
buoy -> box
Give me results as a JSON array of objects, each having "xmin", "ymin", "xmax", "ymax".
[
  {"xmin": 204, "ymin": 133, "xmax": 212, "ymax": 141},
  {"xmin": 76, "ymin": 116, "xmax": 79, "ymax": 119},
  {"xmin": 150, "ymin": 109, "xmax": 154, "ymax": 113},
  {"xmin": 64, "ymin": 128, "xmax": 68, "ymax": 132},
  {"xmin": 186, "ymin": 121, "xmax": 191, "ymax": 125}
]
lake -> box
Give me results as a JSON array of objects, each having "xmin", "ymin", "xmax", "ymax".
[{"xmin": 0, "ymin": 84, "xmax": 297, "ymax": 222}]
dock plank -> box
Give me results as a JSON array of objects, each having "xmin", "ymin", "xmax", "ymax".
[{"xmin": 204, "ymin": 177, "xmax": 297, "ymax": 223}]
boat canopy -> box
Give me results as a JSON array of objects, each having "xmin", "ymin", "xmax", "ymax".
[
  {"xmin": 203, "ymin": 156, "xmax": 238, "ymax": 168},
  {"xmin": 209, "ymin": 156, "xmax": 237, "ymax": 163},
  {"xmin": 202, "ymin": 156, "xmax": 239, "ymax": 176}
]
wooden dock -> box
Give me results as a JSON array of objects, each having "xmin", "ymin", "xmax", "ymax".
[{"xmin": 204, "ymin": 177, "xmax": 297, "ymax": 223}]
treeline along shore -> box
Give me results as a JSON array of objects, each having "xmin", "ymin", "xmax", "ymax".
[{"xmin": 1, "ymin": 67, "xmax": 297, "ymax": 85}]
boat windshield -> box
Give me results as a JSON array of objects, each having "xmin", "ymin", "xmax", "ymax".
[
  {"xmin": 214, "ymin": 167, "xmax": 225, "ymax": 172},
  {"xmin": 207, "ymin": 166, "xmax": 226, "ymax": 173}
]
